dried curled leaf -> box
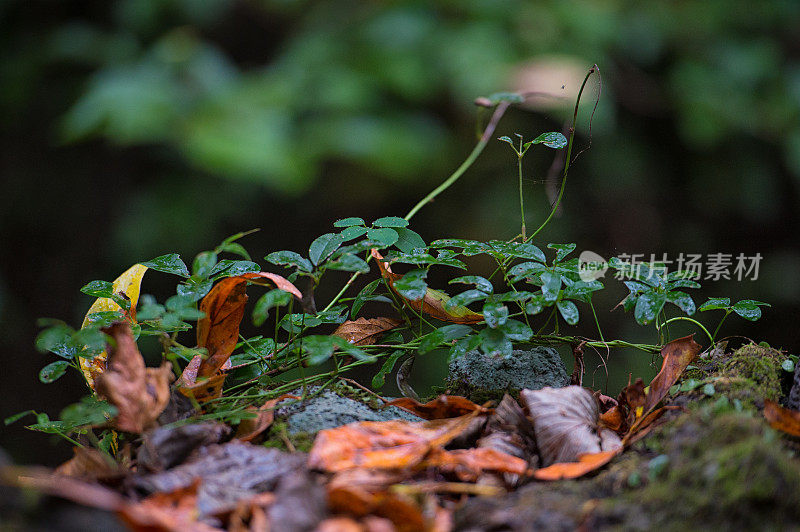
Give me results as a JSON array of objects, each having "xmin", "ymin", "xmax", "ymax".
[
  {"xmin": 234, "ymin": 394, "xmax": 299, "ymax": 442},
  {"xmin": 371, "ymin": 249, "xmax": 483, "ymax": 324},
  {"xmin": 424, "ymin": 447, "xmax": 529, "ymax": 482},
  {"xmin": 176, "ymin": 354, "xmax": 227, "ymax": 403},
  {"xmin": 387, "ymin": 395, "xmax": 490, "ymax": 420},
  {"xmin": 196, "ymin": 272, "xmax": 302, "ymax": 379},
  {"xmin": 644, "ymin": 335, "xmax": 702, "ymax": 413},
  {"xmin": 764, "ymin": 400, "xmax": 800, "ymax": 437},
  {"xmin": 94, "ymin": 322, "xmax": 172, "ymax": 434},
  {"xmin": 333, "ymin": 317, "xmax": 402, "ymax": 346},
  {"xmin": 80, "ymin": 263, "xmax": 148, "ymax": 390},
  {"xmin": 520, "ymin": 386, "xmax": 622, "ymax": 468}
]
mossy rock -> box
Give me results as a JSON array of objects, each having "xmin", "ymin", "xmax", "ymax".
[{"xmin": 446, "ymin": 347, "xmax": 570, "ymax": 403}]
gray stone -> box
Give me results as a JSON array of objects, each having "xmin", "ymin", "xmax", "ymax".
[
  {"xmin": 277, "ymin": 387, "xmax": 422, "ymax": 435},
  {"xmin": 447, "ymin": 347, "xmax": 569, "ymax": 401}
]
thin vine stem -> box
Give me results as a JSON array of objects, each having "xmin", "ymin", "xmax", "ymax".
[{"xmin": 657, "ymin": 316, "xmax": 714, "ymax": 344}]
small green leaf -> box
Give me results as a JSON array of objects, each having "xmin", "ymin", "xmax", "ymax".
[
  {"xmin": 393, "ymin": 227, "xmax": 427, "ymax": 253},
  {"xmin": 479, "ymin": 328, "xmax": 512, "ymax": 358},
  {"xmin": 39, "ymin": 361, "xmax": 70, "ymax": 383},
  {"xmin": 372, "ymin": 216, "xmax": 409, "ymax": 228},
  {"xmin": 210, "ymin": 260, "xmax": 261, "ymax": 278},
  {"xmin": 35, "ymin": 325, "xmax": 77, "ymax": 359},
  {"xmin": 339, "ymin": 226, "xmax": 369, "ymax": 241},
  {"xmin": 366, "ymin": 228, "xmax": 399, "ymax": 247},
  {"xmin": 301, "ymin": 335, "xmax": 337, "ymax": 365},
  {"xmin": 192, "ymin": 251, "xmax": 218, "ymax": 279},
  {"xmin": 334, "ymin": 217, "xmax": 366, "ymax": 227},
  {"xmin": 449, "ymin": 335, "xmax": 481, "ymax": 362},
  {"xmin": 667, "ymin": 291, "xmax": 696, "ymax": 315},
  {"xmin": 217, "ymin": 242, "xmax": 251, "ymax": 260},
  {"xmin": 634, "ymin": 292, "xmax": 667, "ymax": 325},
  {"xmin": 556, "ymin": 300, "xmax": 579, "ymax": 325},
  {"xmin": 547, "ymin": 243, "xmax": 577, "ymax": 262},
  {"xmin": 731, "ymin": 300, "xmax": 770, "ymax": 321},
  {"xmin": 447, "ymin": 289, "xmax": 489, "ymax": 309},
  {"xmin": 782, "ymin": 359, "xmax": 795, "ymax": 373},
  {"xmin": 325, "ymin": 253, "xmax": 371, "ymax": 274},
  {"xmin": 679, "ymin": 378, "xmax": 702, "ymax": 392},
  {"xmin": 500, "ymin": 319, "xmax": 533, "ymax": 341},
  {"xmin": 80, "ymin": 280, "xmax": 115, "ymax": 298},
  {"xmin": 352, "ymin": 279, "xmax": 382, "ymax": 318},
  {"xmin": 698, "ymin": 298, "xmax": 731, "ymax": 312},
  {"xmin": 5, "ymin": 410, "xmax": 36, "ymax": 426},
  {"xmin": 177, "ymin": 278, "xmax": 214, "ymax": 301},
  {"xmin": 450, "ymin": 276, "xmax": 493, "ymax": 293},
  {"xmin": 487, "ymin": 241, "xmax": 546, "ymax": 262},
  {"xmin": 142, "ymin": 254, "xmax": 190, "ymax": 277},
  {"xmin": 498, "ymin": 136, "xmax": 515, "ymax": 146},
  {"xmin": 528, "ymin": 131, "xmax": 568, "ymax": 149},
  {"xmin": 525, "ymin": 296, "xmax": 545, "ymax": 316},
  {"xmin": 309, "ymin": 233, "xmax": 344, "ymax": 266},
  {"xmin": 84, "ymin": 311, "xmax": 126, "ymax": 328},
  {"xmin": 266, "ymin": 251, "xmax": 313, "ymax": 273},
  {"xmin": 482, "ymin": 300, "xmax": 508, "ymax": 328},
  {"xmin": 509, "ymin": 261, "xmax": 546, "ymax": 282},
  {"xmin": 253, "ymin": 289, "xmax": 292, "ymax": 326},
  {"xmin": 372, "ymin": 350, "xmax": 405, "ymax": 389},
  {"xmin": 702, "ymin": 383, "xmax": 716, "ymax": 396},
  {"xmin": 541, "ymin": 271, "xmax": 562, "ymax": 302},
  {"xmin": 392, "ymin": 269, "xmax": 428, "ymax": 300}
]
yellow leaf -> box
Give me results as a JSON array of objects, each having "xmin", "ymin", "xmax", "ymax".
[{"xmin": 80, "ymin": 264, "xmax": 148, "ymax": 390}]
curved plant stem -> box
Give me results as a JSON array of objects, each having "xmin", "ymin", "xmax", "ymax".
[
  {"xmin": 527, "ymin": 65, "xmax": 598, "ymax": 241},
  {"xmin": 405, "ymin": 101, "xmax": 511, "ymax": 222},
  {"xmin": 712, "ymin": 311, "xmax": 732, "ymax": 344},
  {"xmin": 658, "ymin": 316, "xmax": 713, "ymax": 344}
]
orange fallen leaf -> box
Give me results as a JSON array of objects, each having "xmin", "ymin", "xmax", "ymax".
[
  {"xmin": 764, "ymin": 400, "xmax": 800, "ymax": 437},
  {"xmin": 176, "ymin": 354, "xmax": 228, "ymax": 402},
  {"xmin": 234, "ymin": 394, "xmax": 299, "ymax": 442},
  {"xmin": 532, "ymin": 449, "xmax": 620, "ymax": 481},
  {"xmin": 80, "ymin": 263, "xmax": 148, "ymax": 390},
  {"xmin": 424, "ymin": 447, "xmax": 529, "ymax": 482},
  {"xmin": 196, "ymin": 272, "xmax": 301, "ymax": 379},
  {"xmin": 94, "ymin": 322, "xmax": 172, "ymax": 433},
  {"xmin": 333, "ymin": 317, "xmax": 403, "ymax": 346},
  {"xmin": 387, "ymin": 395, "xmax": 490, "ymax": 420},
  {"xmin": 308, "ymin": 411, "xmax": 481, "ymax": 473},
  {"xmin": 119, "ymin": 480, "xmax": 224, "ymax": 532},
  {"xmin": 371, "ymin": 249, "xmax": 483, "ymax": 324},
  {"xmin": 327, "ymin": 487, "xmax": 426, "ymax": 532},
  {"xmin": 643, "ymin": 335, "xmax": 702, "ymax": 413},
  {"xmin": 598, "ymin": 406, "xmax": 624, "ymax": 432}
]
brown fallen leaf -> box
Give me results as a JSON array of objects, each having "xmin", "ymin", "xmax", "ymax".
[
  {"xmin": 764, "ymin": 400, "xmax": 800, "ymax": 437},
  {"xmin": 308, "ymin": 411, "xmax": 482, "ymax": 473},
  {"xmin": 234, "ymin": 394, "xmax": 299, "ymax": 442},
  {"xmin": 371, "ymin": 249, "xmax": 483, "ymax": 324},
  {"xmin": 387, "ymin": 395, "xmax": 490, "ymax": 420},
  {"xmin": 55, "ymin": 447, "xmax": 121, "ymax": 481},
  {"xmin": 94, "ymin": 322, "xmax": 172, "ymax": 433},
  {"xmin": 424, "ymin": 447, "xmax": 529, "ymax": 482},
  {"xmin": 119, "ymin": 479, "xmax": 224, "ymax": 532},
  {"xmin": 643, "ymin": 334, "xmax": 702, "ymax": 413},
  {"xmin": 532, "ymin": 449, "xmax": 620, "ymax": 481},
  {"xmin": 333, "ymin": 317, "xmax": 403, "ymax": 346},
  {"xmin": 520, "ymin": 386, "xmax": 622, "ymax": 468},
  {"xmin": 328, "ymin": 486, "xmax": 426, "ymax": 532},
  {"xmin": 196, "ymin": 272, "xmax": 301, "ymax": 379}
]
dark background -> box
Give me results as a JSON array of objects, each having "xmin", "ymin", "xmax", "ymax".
[{"xmin": 2, "ymin": 0, "xmax": 799, "ymax": 465}]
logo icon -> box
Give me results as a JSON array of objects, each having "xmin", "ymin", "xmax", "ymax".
[{"xmin": 579, "ymin": 250, "xmax": 608, "ymax": 281}]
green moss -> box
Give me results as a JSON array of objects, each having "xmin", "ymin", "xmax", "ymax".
[
  {"xmin": 261, "ymin": 420, "xmax": 315, "ymax": 453},
  {"xmin": 716, "ymin": 344, "xmax": 784, "ymax": 407}
]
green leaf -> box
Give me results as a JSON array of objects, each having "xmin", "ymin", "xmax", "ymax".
[
  {"xmin": 142, "ymin": 254, "xmax": 190, "ymax": 277},
  {"xmin": 393, "ymin": 227, "xmax": 427, "ymax": 253},
  {"xmin": 385, "ymin": 250, "xmax": 466, "ymax": 269},
  {"xmin": 266, "ymin": 251, "xmax": 313, "ymax": 273},
  {"xmin": 333, "ymin": 337, "xmax": 376, "ymax": 363},
  {"xmin": 59, "ymin": 397, "xmax": 117, "ymax": 428},
  {"xmin": 703, "ymin": 383, "xmax": 716, "ymax": 396},
  {"xmin": 392, "ymin": 269, "xmax": 428, "ymax": 300},
  {"xmin": 35, "ymin": 325, "xmax": 78, "ymax": 359},
  {"xmin": 210, "ymin": 260, "xmax": 261, "ymax": 278},
  {"xmin": 486, "ymin": 92, "xmax": 524, "ymax": 105},
  {"xmin": 253, "ymin": 289, "xmax": 292, "ymax": 326},
  {"xmin": 418, "ymin": 324, "xmax": 472, "ymax": 355},
  {"xmin": 309, "ymin": 233, "xmax": 344, "ymax": 266},
  {"xmin": 429, "ymin": 239, "xmax": 491, "ymax": 256},
  {"xmin": 366, "ymin": 228, "xmax": 399, "ymax": 247},
  {"xmin": 634, "ymin": 292, "xmax": 667, "ymax": 325},
  {"xmin": 352, "ymin": 279, "xmax": 382, "ymax": 318},
  {"xmin": 372, "ymin": 216, "xmax": 409, "ymax": 228},
  {"xmin": 527, "ymin": 131, "xmax": 568, "ymax": 149},
  {"xmin": 339, "ymin": 226, "xmax": 369, "ymax": 241},
  {"xmin": 556, "ymin": 300, "xmax": 579, "ymax": 325},
  {"xmin": 479, "ymin": 328, "xmax": 512, "ymax": 358},
  {"xmin": 5, "ymin": 410, "xmax": 36, "ymax": 426},
  {"xmin": 541, "ymin": 271, "xmax": 562, "ymax": 302},
  {"xmin": 84, "ymin": 311, "xmax": 126, "ymax": 328},
  {"xmin": 192, "ymin": 251, "xmax": 218, "ymax": 279},
  {"xmin": 698, "ymin": 298, "xmax": 731, "ymax": 312},
  {"xmin": 217, "ymin": 242, "xmax": 252, "ymax": 260},
  {"xmin": 447, "ymin": 289, "xmax": 489, "ymax": 309},
  {"xmin": 667, "ymin": 291, "xmax": 696, "ymax": 315},
  {"xmin": 482, "ymin": 300, "xmax": 508, "ymax": 328},
  {"xmin": 679, "ymin": 378, "xmax": 703, "ymax": 392},
  {"xmin": 525, "ymin": 296, "xmax": 545, "ymax": 316},
  {"xmin": 497, "ymin": 135, "xmax": 515, "ymax": 146},
  {"xmin": 80, "ymin": 280, "xmax": 115, "ymax": 298},
  {"xmin": 334, "ymin": 217, "xmax": 366, "ymax": 227},
  {"xmin": 782, "ymin": 359, "xmax": 795, "ymax": 373},
  {"xmin": 449, "ymin": 276, "xmax": 493, "ymax": 293},
  {"xmin": 372, "ymin": 350, "xmax": 405, "ymax": 389},
  {"xmin": 72, "ymin": 328, "xmax": 108, "ymax": 359},
  {"xmin": 731, "ymin": 300, "xmax": 769, "ymax": 321},
  {"xmin": 177, "ymin": 278, "xmax": 214, "ymax": 301},
  {"xmin": 667, "ymin": 279, "xmax": 701, "ymax": 290},
  {"xmin": 547, "ymin": 243, "xmax": 577, "ymax": 262},
  {"xmin": 509, "ymin": 261, "xmax": 546, "ymax": 282},
  {"xmin": 280, "ymin": 313, "xmax": 323, "ymax": 334},
  {"xmin": 500, "ymin": 319, "xmax": 533, "ymax": 341},
  {"xmin": 39, "ymin": 361, "xmax": 70, "ymax": 383},
  {"xmin": 487, "ymin": 241, "xmax": 546, "ymax": 262},
  {"xmin": 302, "ymin": 335, "xmax": 337, "ymax": 365},
  {"xmin": 325, "ymin": 253, "xmax": 371, "ymax": 274}
]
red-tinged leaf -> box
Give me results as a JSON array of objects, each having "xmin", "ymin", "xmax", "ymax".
[
  {"xmin": 764, "ymin": 400, "xmax": 800, "ymax": 437},
  {"xmin": 533, "ymin": 449, "xmax": 620, "ymax": 481},
  {"xmin": 598, "ymin": 405, "xmax": 625, "ymax": 432},
  {"xmin": 94, "ymin": 322, "xmax": 172, "ymax": 433},
  {"xmin": 424, "ymin": 447, "xmax": 529, "ymax": 482},
  {"xmin": 327, "ymin": 487, "xmax": 426, "ymax": 532},
  {"xmin": 119, "ymin": 480, "xmax": 224, "ymax": 532},
  {"xmin": 643, "ymin": 335, "xmax": 702, "ymax": 413},
  {"xmin": 176, "ymin": 354, "xmax": 227, "ymax": 402},
  {"xmin": 371, "ymin": 249, "xmax": 483, "ymax": 324},
  {"xmin": 234, "ymin": 394, "xmax": 299, "ymax": 442},
  {"xmin": 332, "ymin": 317, "xmax": 403, "ymax": 346},
  {"xmin": 196, "ymin": 272, "xmax": 301, "ymax": 379},
  {"xmin": 80, "ymin": 263, "xmax": 148, "ymax": 390},
  {"xmin": 387, "ymin": 395, "xmax": 490, "ymax": 420},
  {"xmin": 308, "ymin": 411, "xmax": 481, "ymax": 473}
]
